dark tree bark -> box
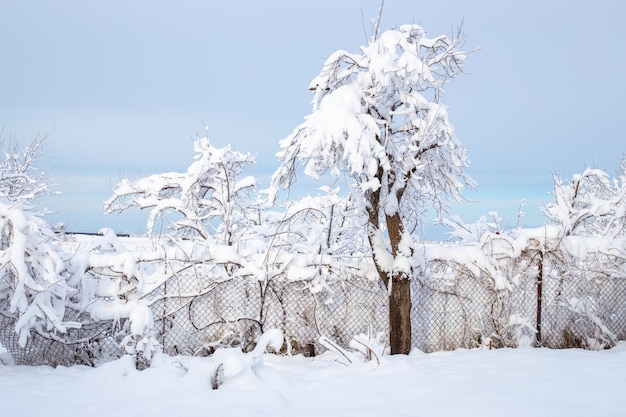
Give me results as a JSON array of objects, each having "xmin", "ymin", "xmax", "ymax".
[
  {"xmin": 385, "ymin": 212, "xmax": 412, "ymax": 354},
  {"xmin": 389, "ymin": 275, "xmax": 412, "ymax": 354},
  {"xmin": 366, "ymin": 179, "xmax": 412, "ymax": 355}
]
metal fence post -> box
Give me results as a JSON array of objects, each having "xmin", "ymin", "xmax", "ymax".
[{"xmin": 536, "ymin": 253, "xmax": 543, "ymax": 345}]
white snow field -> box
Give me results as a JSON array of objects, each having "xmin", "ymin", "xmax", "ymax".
[{"xmin": 1, "ymin": 343, "xmax": 625, "ymax": 417}]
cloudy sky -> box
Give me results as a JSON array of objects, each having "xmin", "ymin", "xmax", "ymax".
[{"xmin": 1, "ymin": 0, "xmax": 624, "ymax": 239}]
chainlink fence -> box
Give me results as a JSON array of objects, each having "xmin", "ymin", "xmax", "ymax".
[{"xmin": 2, "ymin": 249, "xmax": 626, "ymax": 366}]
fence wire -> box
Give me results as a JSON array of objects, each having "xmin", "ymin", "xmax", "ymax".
[{"xmin": 2, "ymin": 254, "xmax": 626, "ymax": 366}]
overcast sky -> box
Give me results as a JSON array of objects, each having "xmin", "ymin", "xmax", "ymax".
[{"xmin": 1, "ymin": 0, "xmax": 624, "ymax": 238}]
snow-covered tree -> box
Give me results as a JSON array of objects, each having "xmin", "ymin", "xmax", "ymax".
[
  {"xmin": 105, "ymin": 135, "xmax": 258, "ymax": 244},
  {"xmin": 269, "ymin": 24, "xmax": 474, "ymax": 353},
  {"xmin": 0, "ymin": 133, "xmax": 78, "ymax": 346}
]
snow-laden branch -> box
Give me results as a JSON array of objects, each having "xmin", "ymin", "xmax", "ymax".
[
  {"xmin": 543, "ymin": 158, "xmax": 626, "ymax": 238},
  {"xmin": 270, "ymin": 23, "xmax": 474, "ymax": 238},
  {"xmin": 105, "ymin": 136, "xmax": 258, "ymax": 244}
]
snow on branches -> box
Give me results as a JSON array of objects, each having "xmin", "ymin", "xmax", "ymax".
[
  {"xmin": 0, "ymin": 132, "xmax": 51, "ymax": 204},
  {"xmin": 0, "ymin": 133, "xmax": 78, "ymax": 346},
  {"xmin": 271, "ymin": 23, "xmax": 474, "ymax": 232},
  {"xmin": 0, "ymin": 204, "xmax": 78, "ymax": 347},
  {"xmin": 543, "ymin": 157, "xmax": 626, "ymax": 237},
  {"xmin": 105, "ymin": 136, "xmax": 258, "ymax": 244}
]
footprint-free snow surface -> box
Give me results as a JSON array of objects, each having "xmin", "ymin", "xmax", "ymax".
[{"xmin": 1, "ymin": 344, "xmax": 625, "ymax": 417}]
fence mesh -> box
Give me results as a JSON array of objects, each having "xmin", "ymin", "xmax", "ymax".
[{"xmin": 2, "ymin": 251, "xmax": 626, "ymax": 366}]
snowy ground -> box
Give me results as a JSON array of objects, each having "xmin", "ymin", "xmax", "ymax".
[{"xmin": 1, "ymin": 343, "xmax": 625, "ymax": 417}]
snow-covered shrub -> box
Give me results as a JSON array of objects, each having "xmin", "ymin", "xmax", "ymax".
[
  {"xmin": 102, "ymin": 134, "xmax": 274, "ymax": 358},
  {"xmin": 0, "ymin": 203, "xmax": 77, "ymax": 346},
  {"xmin": 119, "ymin": 301, "xmax": 160, "ymax": 367},
  {"xmin": 0, "ymin": 133, "xmax": 79, "ymax": 347},
  {"xmin": 540, "ymin": 160, "xmax": 626, "ymax": 348},
  {"xmin": 425, "ymin": 221, "xmax": 567, "ymax": 349},
  {"xmin": 65, "ymin": 228, "xmax": 166, "ymax": 364},
  {"xmin": 429, "ymin": 159, "xmax": 626, "ymax": 351},
  {"xmin": 0, "ymin": 136, "xmax": 162, "ymax": 363}
]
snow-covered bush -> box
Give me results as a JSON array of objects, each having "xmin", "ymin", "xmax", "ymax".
[
  {"xmin": 0, "ymin": 133, "xmax": 79, "ymax": 347},
  {"xmin": 102, "ymin": 135, "xmax": 270, "ymax": 359},
  {"xmin": 64, "ymin": 228, "xmax": 164, "ymax": 364},
  {"xmin": 429, "ymin": 160, "xmax": 626, "ymax": 350},
  {"xmin": 0, "ymin": 203, "xmax": 77, "ymax": 346},
  {"xmin": 541, "ymin": 160, "xmax": 626, "ymax": 348}
]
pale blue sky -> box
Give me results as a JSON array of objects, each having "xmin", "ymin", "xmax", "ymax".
[{"xmin": 1, "ymin": 1, "xmax": 624, "ymax": 238}]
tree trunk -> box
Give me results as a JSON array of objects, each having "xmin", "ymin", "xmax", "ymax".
[
  {"xmin": 389, "ymin": 275, "xmax": 412, "ymax": 354},
  {"xmin": 365, "ymin": 175, "xmax": 413, "ymax": 354},
  {"xmin": 386, "ymin": 212, "xmax": 412, "ymax": 354}
]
